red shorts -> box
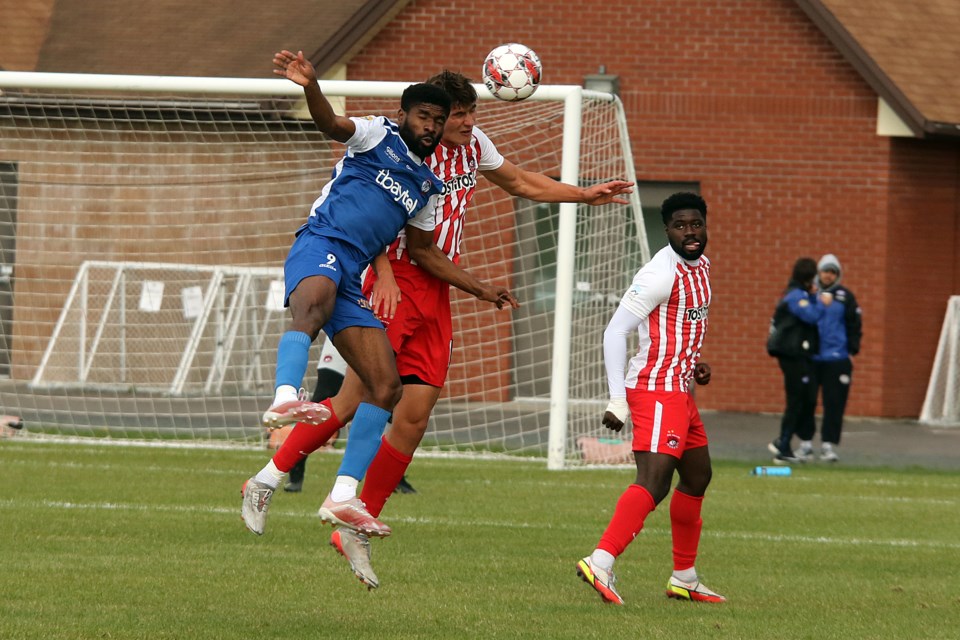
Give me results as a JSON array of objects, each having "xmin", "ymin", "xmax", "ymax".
[
  {"xmin": 625, "ymin": 389, "xmax": 708, "ymax": 459},
  {"xmin": 363, "ymin": 260, "xmax": 452, "ymax": 387}
]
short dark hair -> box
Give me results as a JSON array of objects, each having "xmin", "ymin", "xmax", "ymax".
[
  {"xmin": 661, "ymin": 192, "xmax": 707, "ymax": 224},
  {"xmin": 791, "ymin": 257, "xmax": 818, "ymax": 285},
  {"xmin": 425, "ymin": 70, "xmax": 478, "ymax": 108},
  {"xmin": 400, "ymin": 83, "xmax": 452, "ymax": 114}
]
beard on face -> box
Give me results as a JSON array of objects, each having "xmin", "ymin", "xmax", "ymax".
[
  {"xmin": 399, "ymin": 121, "xmax": 440, "ymax": 159},
  {"xmin": 669, "ymin": 234, "xmax": 707, "ymax": 261}
]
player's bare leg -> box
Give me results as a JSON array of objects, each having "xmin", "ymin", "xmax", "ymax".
[
  {"xmin": 261, "ymin": 276, "xmax": 336, "ymax": 429},
  {"xmin": 385, "ymin": 383, "xmax": 443, "ymax": 456}
]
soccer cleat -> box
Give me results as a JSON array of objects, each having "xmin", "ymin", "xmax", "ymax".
[
  {"xmin": 394, "ymin": 475, "xmax": 417, "ymax": 494},
  {"xmin": 318, "ymin": 494, "xmax": 392, "ymax": 538},
  {"xmin": 283, "ymin": 480, "xmax": 303, "ymax": 493},
  {"xmin": 820, "ymin": 443, "xmax": 839, "ymax": 462},
  {"xmin": 241, "ymin": 477, "xmax": 274, "ymax": 535},
  {"xmin": 576, "ymin": 557, "xmax": 624, "ymax": 605},
  {"xmin": 666, "ymin": 575, "xmax": 726, "ymax": 603},
  {"xmin": 330, "ymin": 527, "xmax": 379, "ymax": 590},
  {"xmin": 261, "ymin": 389, "xmax": 331, "ymax": 430}
]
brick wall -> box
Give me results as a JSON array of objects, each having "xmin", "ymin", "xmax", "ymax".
[{"xmin": 345, "ymin": 0, "xmax": 960, "ymax": 417}]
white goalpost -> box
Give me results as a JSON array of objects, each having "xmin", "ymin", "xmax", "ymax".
[
  {"xmin": 0, "ymin": 71, "xmax": 647, "ymax": 466},
  {"xmin": 920, "ymin": 295, "xmax": 960, "ymax": 426}
]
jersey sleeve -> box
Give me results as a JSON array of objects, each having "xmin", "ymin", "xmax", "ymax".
[
  {"xmin": 473, "ymin": 127, "xmax": 505, "ymax": 171},
  {"xmin": 406, "ymin": 194, "xmax": 440, "ymax": 232},
  {"xmin": 344, "ymin": 116, "xmax": 388, "ymax": 152},
  {"xmin": 786, "ymin": 289, "xmax": 823, "ymax": 324},
  {"xmin": 618, "ymin": 264, "xmax": 674, "ymax": 320},
  {"xmin": 604, "ymin": 304, "xmax": 643, "ymax": 399}
]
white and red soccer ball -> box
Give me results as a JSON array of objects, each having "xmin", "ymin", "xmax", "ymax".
[{"xmin": 482, "ymin": 43, "xmax": 542, "ymax": 102}]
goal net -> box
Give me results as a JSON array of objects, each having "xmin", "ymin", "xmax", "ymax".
[
  {"xmin": 0, "ymin": 71, "xmax": 647, "ymax": 466},
  {"xmin": 920, "ymin": 295, "xmax": 960, "ymax": 426}
]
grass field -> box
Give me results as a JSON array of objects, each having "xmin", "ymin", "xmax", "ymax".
[{"xmin": 2, "ymin": 441, "xmax": 959, "ymax": 639}]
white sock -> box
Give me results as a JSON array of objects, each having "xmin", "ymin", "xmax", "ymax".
[
  {"xmin": 590, "ymin": 549, "xmax": 615, "ymax": 572},
  {"xmin": 800, "ymin": 440, "xmax": 813, "ymax": 450},
  {"xmin": 273, "ymin": 385, "xmax": 299, "ymax": 406},
  {"xmin": 673, "ymin": 567, "xmax": 697, "ymax": 583},
  {"xmin": 330, "ymin": 475, "xmax": 359, "ymax": 502},
  {"xmin": 254, "ymin": 459, "xmax": 285, "ymax": 489}
]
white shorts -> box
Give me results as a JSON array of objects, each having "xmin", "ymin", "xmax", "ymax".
[{"xmin": 317, "ymin": 333, "xmax": 348, "ymax": 376}]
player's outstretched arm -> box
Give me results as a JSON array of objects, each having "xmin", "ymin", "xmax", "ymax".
[
  {"xmin": 483, "ymin": 158, "xmax": 633, "ymax": 205},
  {"xmin": 273, "ymin": 49, "xmax": 355, "ymax": 143},
  {"xmin": 405, "ymin": 226, "xmax": 518, "ymax": 310}
]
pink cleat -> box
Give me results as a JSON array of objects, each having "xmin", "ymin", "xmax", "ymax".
[
  {"xmin": 261, "ymin": 390, "xmax": 331, "ymax": 430},
  {"xmin": 318, "ymin": 494, "xmax": 392, "ymax": 538}
]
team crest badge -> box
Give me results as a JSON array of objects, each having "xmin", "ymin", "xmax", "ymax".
[
  {"xmin": 666, "ymin": 432, "xmax": 680, "ymax": 450},
  {"xmin": 421, "ymin": 179, "xmax": 433, "ymax": 193}
]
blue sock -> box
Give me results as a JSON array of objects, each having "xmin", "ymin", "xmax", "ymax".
[
  {"xmin": 275, "ymin": 331, "xmax": 312, "ymax": 389},
  {"xmin": 338, "ymin": 402, "xmax": 391, "ymax": 480}
]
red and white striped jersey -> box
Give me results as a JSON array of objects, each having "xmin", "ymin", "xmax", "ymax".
[
  {"xmin": 619, "ymin": 245, "xmax": 711, "ymax": 393},
  {"xmin": 384, "ymin": 126, "xmax": 504, "ymax": 265}
]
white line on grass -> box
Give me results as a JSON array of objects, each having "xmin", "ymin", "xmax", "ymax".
[{"xmin": 4, "ymin": 498, "xmax": 960, "ymax": 551}]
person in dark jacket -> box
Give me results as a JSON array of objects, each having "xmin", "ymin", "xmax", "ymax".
[
  {"xmin": 767, "ymin": 257, "xmax": 825, "ymax": 463},
  {"xmin": 793, "ymin": 254, "xmax": 862, "ymax": 462}
]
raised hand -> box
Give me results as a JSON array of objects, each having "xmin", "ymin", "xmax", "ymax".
[{"xmin": 273, "ymin": 50, "xmax": 316, "ymax": 87}]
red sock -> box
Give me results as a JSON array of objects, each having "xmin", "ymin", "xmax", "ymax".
[
  {"xmin": 670, "ymin": 489, "xmax": 704, "ymax": 571},
  {"xmin": 272, "ymin": 399, "xmax": 342, "ymax": 472},
  {"xmin": 358, "ymin": 437, "xmax": 412, "ymax": 518},
  {"xmin": 597, "ymin": 484, "xmax": 656, "ymax": 557}
]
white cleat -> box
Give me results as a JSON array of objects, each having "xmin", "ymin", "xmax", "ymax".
[
  {"xmin": 330, "ymin": 527, "xmax": 379, "ymax": 590},
  {"xmin": 666, "ymin": 575, "xmax": 726, "ymax": 603},
  {"xmin": 241, "ymin": 477, "xmax": 274, "ymax": 535}
]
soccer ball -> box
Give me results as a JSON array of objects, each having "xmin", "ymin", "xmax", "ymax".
[{"xmin": 482, "ymin": 43, "xmax": 542, "ymax": 102}]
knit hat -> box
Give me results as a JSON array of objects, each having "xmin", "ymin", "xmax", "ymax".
[{"xmin": 818, "ymin": 254, "xmax": 841, "ymax": 275}]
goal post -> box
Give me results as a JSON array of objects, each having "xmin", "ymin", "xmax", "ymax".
[
  {"xmin": 0, "ymin": 71, "xmax": 647, "ymax": 464},
  {"xmin": 920, "ymin": 295, "xmax": 960, "ymax": 426}
]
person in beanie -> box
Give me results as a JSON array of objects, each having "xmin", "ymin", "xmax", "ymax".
[{"xmin": 794, "ymin": 254, "xmax": 862, "ymax": 462}]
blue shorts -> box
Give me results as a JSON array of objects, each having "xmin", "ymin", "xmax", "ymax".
[{"xmin": 284, "ymin": 227, "xmax": 383, "ymax": 338}]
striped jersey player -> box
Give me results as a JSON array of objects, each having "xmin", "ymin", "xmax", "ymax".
[
  {"xmin": 577, "ymin": 192, "xmax": 727, "ymax": 606},
  {"xmin": 252, "ymin": 70, "xmax": 634, "ymax": 590},
  {"xmin": 616, "ymin": 242, "xmax": 711, "ymax": 395}
]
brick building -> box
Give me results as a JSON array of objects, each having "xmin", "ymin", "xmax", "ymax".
[{"xmin": 1, "ymin": 0, "xmax": 958, "ymax": 418}]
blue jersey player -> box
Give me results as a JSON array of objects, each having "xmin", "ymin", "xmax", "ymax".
[{"xmin": 241, "ymin": 49, "xmax": 451, "ymax": 539}]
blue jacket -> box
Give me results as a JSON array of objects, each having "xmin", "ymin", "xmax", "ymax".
[
  {"xmin": 766, "ymin": 283, "xmax": 823, "ymax": 358},
  {"xmin": 814, "ymin": 255, "xmax": 862, "ymax": 361}
]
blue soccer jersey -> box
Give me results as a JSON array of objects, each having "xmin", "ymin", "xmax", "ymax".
[{"xmin": 306, "ymin": 115, "xmax": 442, "ymax": 260}]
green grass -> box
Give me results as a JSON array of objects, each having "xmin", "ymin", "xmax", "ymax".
[{"xmin": 2, "ymin": 442, "xmax": 959, "ymax": 639}]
